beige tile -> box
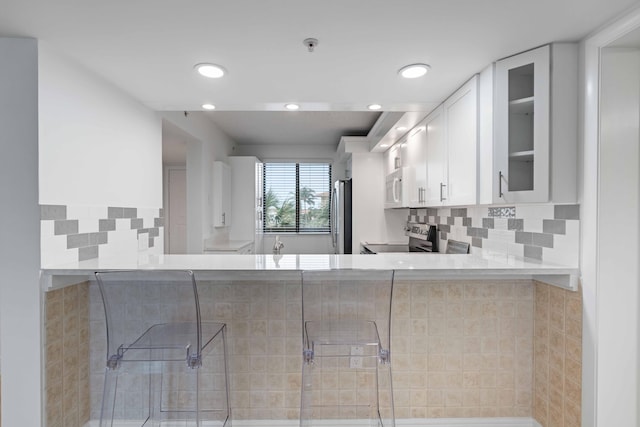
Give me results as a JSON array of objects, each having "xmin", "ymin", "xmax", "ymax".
[
  {"xmin": 497, "ymin": 388, "xmax": 515, "ymax": 406},
  {"xmin": 480, "ymin": 388, "xmax": 497, "ymax": 406},
  {"xmin": 462, "ymin": 372, "xmax": 480, "ymax": 388},
  {"xmin": 565, "ymin": 357, "xmax": 581, "ymax": 386},
  {"xmin": 444, "ymin": 390, "xmax": 463, "ymax": 407},
  {"xmin": 534, "ymin": 392, "xmax": 549, "ymax": 425},
  {"xmin": 427, "ymin": 354, "xmax": 444, "ymax": 371},
  {"xmin": 565, "ymin": 397, "xmax": 581, "ymax": 427},
  {"xmin": 446, "ymin": 283, "xmax": 464, "ymax": 300},
  {"xmin": 565, "ymin": 296, "xmax": 582, "ymax": 321},
  {"xmin": 463, "ymin": 389, "xmax": 481, "ymax": 407},
  {"xmin": 565, "ymin": 377, "xmax": 581, "ymax": 405},
  {"xmin": 426, "ymin": 389, "xmax": 443, "ymax": 406}
]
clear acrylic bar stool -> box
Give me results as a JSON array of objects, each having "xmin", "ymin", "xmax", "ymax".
[
  {"xmin": 95, "ymin": 270, "xmax": 231, "ymax": 427},
  {"xmin": 300, "ymin": 270, "xmax": 395, "ymax": 427}
]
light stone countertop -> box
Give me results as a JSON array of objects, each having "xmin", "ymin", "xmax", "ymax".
[
  {"xmin": 41, "ymin": 252, "xmax": 580, "ymax": 292},
  {"xmin": 203, "ymin": 239, "xmax": 253, "ymax": 251}
]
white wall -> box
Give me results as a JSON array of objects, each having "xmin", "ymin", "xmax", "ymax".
[
  {"xmin": 350, "ymin": 152, "xmax": 386, "ymax": 250},
  {"xmin": 38, "ymin": 43, "xmax": 162, "ymax": 207},
  {"xmin": 160, "ymin": 112, "xmax": 235, "ymax": 253},
  {"xmin": 235, "ymin": 143, "xmax": 337, "ymax": 161},
  {"xmin": 596, "ymin": 46, "xmax": 640, "ymax": 426},
  {"xmin": 37, "ymin": 44, "xmax": 165, "ymax": 266},
  {"xmin": 0, "ymin": 37, "xmax": 42, "ymax": 427}
]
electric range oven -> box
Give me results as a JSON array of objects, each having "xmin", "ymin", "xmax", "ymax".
[{"xmin": 361, "ymin": 222, "xmax": 438, "ymax": 254}]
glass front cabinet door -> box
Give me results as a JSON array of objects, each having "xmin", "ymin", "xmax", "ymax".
[{"xmin": 494, "ymin": 45, "xmax": 550, "ymax": 203}]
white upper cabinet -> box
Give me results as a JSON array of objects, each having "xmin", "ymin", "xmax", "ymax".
[
  {"xmin": 424, "ymin": 106, "xmax": 446, "ymax": 206},
  {"xmin": 212, "ymin": 160, "xmax": 231, "ymax": 227},
  {"xmin": 384, "ymin": 143, "xmax": 403, "ymax": 175},
  {"xmin": 493, "ymin": 44, "xmax": 577, "ymax": 203},
  {"xmin": 228, "ymin": 156, "xmax": 263, "ymax": 244},
  {"xmin": 400, "ymin": 75, "xmax": 479, "ymax": 208},
  {"xmin": 404, "ymin": 122, "xmax": 428, "ymax": 206},
  {"xmin": 443, "ymin": 75, "xmax": 478, "ymax": 206}
]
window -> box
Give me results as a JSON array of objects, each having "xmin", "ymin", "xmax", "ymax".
[{"xmin": 263, "ymin": 162, "xmax": 332, "ymax": 233}]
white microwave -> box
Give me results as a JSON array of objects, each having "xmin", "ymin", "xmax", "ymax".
[{"xmin": 384, "ymin": 167, "xmax": 414, "ymax": 209}]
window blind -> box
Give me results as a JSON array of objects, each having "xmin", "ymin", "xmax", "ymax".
[{"xmin": 263, "ymin": 162, "xmax": 332, "ymax": 233}]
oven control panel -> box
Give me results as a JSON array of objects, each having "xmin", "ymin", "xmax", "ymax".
[{"xmin": 404, "ymin": 222, "xmax": 436, "ymax": 241}]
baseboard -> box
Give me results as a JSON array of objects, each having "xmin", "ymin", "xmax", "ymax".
[{"xmin": 85, "ymin": 417, "xmax": 542, "ymax": 427}]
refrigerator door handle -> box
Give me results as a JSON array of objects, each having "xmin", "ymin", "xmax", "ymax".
[{"xmin": 331, "ymin": 187, "xmax": 337, "ymax": 249}]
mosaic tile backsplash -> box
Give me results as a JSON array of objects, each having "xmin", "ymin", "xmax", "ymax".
[
  {"xmin": 40, "ymin": 205, "xmax": 164, "ymax": 266},
  {"xmin": 408, "ymin": 204, "xmax": 580, "ymax": 265}
]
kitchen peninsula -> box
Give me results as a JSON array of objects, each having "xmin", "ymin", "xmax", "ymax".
[{"xmin": 40, "ymin": 252, "xmax": 581, "ymax": 426}]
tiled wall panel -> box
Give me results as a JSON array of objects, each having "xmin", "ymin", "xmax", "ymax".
[
  {"xmin": 533, "ymin": 281, "xmax": 582, "ymax": 427},
  {"xmin": 45, "ymin": 278, "xmax": 582, "ymax": 424},
  {"xmin": 409, "ymin": 204, "xmax": 580, "ymax": 265},
  {"xmin": 84, "ymin": 278, "xmax": 535, "ymax": 420},
  {"xmin": 45, "ymin": 282, "xmax": 90, "ymax": 427},
  {"xmin": 40, "ymin": 205, "xmax": 164, "ymax": 266},
  {"xmin": 391, "ymin": 280, "xmax": 533, "ymax": 418}
]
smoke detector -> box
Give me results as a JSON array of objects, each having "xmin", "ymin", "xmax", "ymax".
[{"xmin": 303, "ymin": 38, "xmax": 318, "ymax": 53}]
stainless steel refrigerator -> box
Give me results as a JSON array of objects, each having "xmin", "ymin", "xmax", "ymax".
[{"xmin": 331, "ymin": 179, "xmax": 352, "ymax": 254}]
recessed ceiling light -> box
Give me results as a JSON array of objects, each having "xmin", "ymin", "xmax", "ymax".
[
  {"xmin": 202, "ymin": 103, "xmax": 216, "ymax": 110},
  {"xmin": 396, "ymin": 126, "xmax": 407, "ymax": 132},
  {"xmin": 368, "ymin": 104, "xmax": 382, "ymax": 111},
  {"xmin": 194, "ymin": 63, "xmax": 225, "ymax": 78},
  {"xmin": 398, "ymin": 63, "xmax": 430, "ymax": 79},
  {"xmin": 380, "ymin": 144, "xmax": 389, "ymax": 148},
  {"xmin": 285, "ymin": 103, "xmax": 300, "ymax": 110}
]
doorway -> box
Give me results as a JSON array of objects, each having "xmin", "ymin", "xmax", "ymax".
[
  {"xmin": 583, "ymin": 12, "xmax": 640, "ymax": 426},
  {"xmin": 162, "ymin": 120, "xmax": 189, "ymax": 254}
]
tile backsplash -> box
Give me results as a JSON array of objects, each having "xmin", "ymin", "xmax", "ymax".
[
  {"xmin": 40, "ymin": 205, "xmax": 164, "ymax": 266},
  {"xmin": 409, "ymin": 204, "xmax": 580, "ymax": 266}
]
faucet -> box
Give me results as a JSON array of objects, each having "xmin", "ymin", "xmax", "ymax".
[{"xmin": 272, "ymin": 236, "xmax": 284, "ymax": 254}]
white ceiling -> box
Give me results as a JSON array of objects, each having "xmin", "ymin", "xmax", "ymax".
[
  {"xmin": 205, "ymin": 111, "xmax": 379, "ymax": 145},
  {"xmin": 1, "ymin": 0, "xmax": 637, "ymax": 148}
]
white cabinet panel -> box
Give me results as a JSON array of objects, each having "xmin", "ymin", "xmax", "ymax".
[
  {"xmin": 424, "ymin": 106, "xmax": 446, "ymax": 206},
  {"xmin": 229, "ymin": 156, "xmax": 263, "ymax": 249},
  {"xmin": 405, "ymin": 124, "xmax": 428, "ymax": 206},
  {"xmin": 494, "ymin": 45, "xmax": 550, "ymax": 203},
  {"xmin": 493, "ymin": 43, "xmax": 577, "ymax": 204},
  {"xmin": 444, "ymin": 76, "xmax": 478, "ymax": 206},
  {"xmin": 212, "ymin": 161, "xmax": 231, "ymax": 227}
]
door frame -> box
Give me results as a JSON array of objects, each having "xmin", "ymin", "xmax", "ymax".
[
  {"xmin": 581, "ymin": 6, "xmax": 640, "ymax": 426},
  {"xmin": 163, "ymin": 165, "xmax": 187, "ymax": 254}
]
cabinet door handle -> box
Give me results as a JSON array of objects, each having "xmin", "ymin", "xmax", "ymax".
[
  {"xmin": 440, "ymin": 183, "xmax": 447, "ymax": 202},
  {"xmin": 222, "ymin": 212, "xmax": 226, "ymax": 225},
  {"xmin": 498, "ymin": 171, "xmax": 505, "ymax": 198}
]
